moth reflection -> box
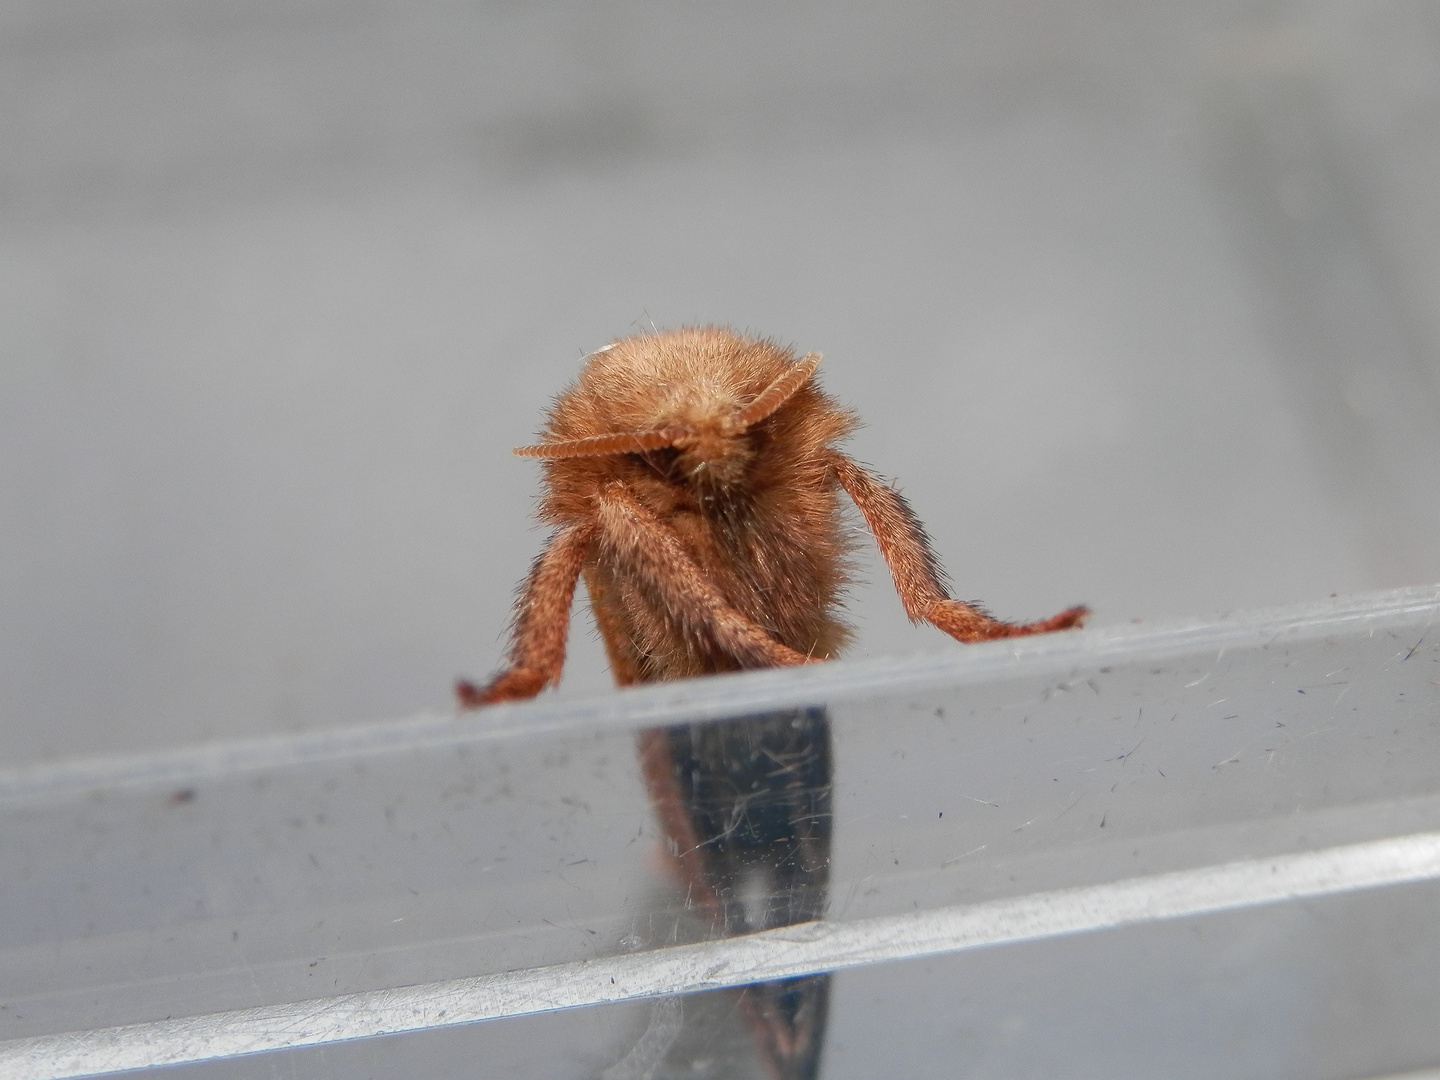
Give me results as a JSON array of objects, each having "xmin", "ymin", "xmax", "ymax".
[{"xmin": 636, "ymin": 706, "xmax": 832, "ymax": 1080}]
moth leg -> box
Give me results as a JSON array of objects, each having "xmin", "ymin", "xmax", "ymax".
[
  {"xmin": 582, "ymin": 566, "xmax": 645, "ymax": 688},
  {"xmin": 456, "ymin": 522, "xmax": 594, "ymax": 708},
  {"xmin": 594, "ymin": 482, "xmax": 816, "ymax": 669},
  {"xmin": 827, "ymin": 450, "xmax": 1087, "ymax": 641}
]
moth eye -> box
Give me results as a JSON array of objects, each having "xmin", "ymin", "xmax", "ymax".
[{"xmin": 627, "ymin": 446, "xmax": 681, "ymax": 474}]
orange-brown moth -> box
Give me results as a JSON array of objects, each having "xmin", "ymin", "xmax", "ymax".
[
  {"xmin": 456, "ymin": 326, "xmax": 1086, "ymax": 1078},
  {"xmin": 457, "ymin": 325, "xmax": 1086, "ymax": 707}
]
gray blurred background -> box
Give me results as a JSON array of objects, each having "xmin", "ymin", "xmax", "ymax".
[{"xmin": 3, "ymin": 0, "xmax": 1440, "ymax": 765}]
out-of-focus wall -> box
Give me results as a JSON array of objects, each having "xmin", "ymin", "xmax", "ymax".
[{"xmin": 3, "ymin": 1, "xmax": 1439, "ymax": 762}]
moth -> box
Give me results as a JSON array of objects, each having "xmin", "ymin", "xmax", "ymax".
[
  {"xmin": 458, "ymin": 327, "xmax": 1085, "ymax": 1078},
  {"xmin": 457, "ymin": 325, "xmax": 1086, "ymax": 706}
]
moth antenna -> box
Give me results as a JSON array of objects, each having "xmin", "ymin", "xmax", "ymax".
[
  {"xmin": 515, "ymin": 428, "xmax": 682, "ymax": 459},
  {"xmin": 728, "ymin": 352, "xmax": 822, "ymax": 432}
]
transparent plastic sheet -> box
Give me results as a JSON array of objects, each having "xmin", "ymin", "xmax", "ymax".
[{"xmin": 2, "ymin": 585, "xmax": 1440, "ymax": 1080}]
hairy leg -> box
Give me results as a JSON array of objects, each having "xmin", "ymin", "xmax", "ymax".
[
  {"xmin": 456, "ymin": 522, "xmax": 594, "ymax": 707},
  {"xmin": 595, "ymin": 483, "xmax": 816, "ymax": 669},
  {"xmin": 582, "ymin": 566, "xmax": 645, "ymax": 687},
  {"xmin": 827, "ymin": 450, "xmax": 1087, "ymax": 641}
]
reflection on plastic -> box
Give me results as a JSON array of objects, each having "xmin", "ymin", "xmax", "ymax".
[
  {"xmin": 637, "ymin": 707, "xmax": 833, "ymax": 1079},
  {"xmin": 603, "ymin": 998, "xmax": 684, "ymax": 1080}
]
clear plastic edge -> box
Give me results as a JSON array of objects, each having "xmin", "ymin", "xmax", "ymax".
[
  {"xmin": 3, "ymin": 830, "xmax": 1439, "ymax": 1080},
  {"xmin": 3, "ymin": 583, "xmax": 1437, "ymax": 802}
]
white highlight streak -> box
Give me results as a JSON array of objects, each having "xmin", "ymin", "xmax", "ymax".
[{"xmin": 4, "ymin": 831, "xmax": 1440, "ymax": 1080}]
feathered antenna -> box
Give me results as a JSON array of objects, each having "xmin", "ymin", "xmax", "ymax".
[
  {"xmin": 514, "ymin": 428, "xmax": 684, "ymax": 459},
  {"xmin": 726, "ymin": 352, "xmax": 822, "ymax": 433}
]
